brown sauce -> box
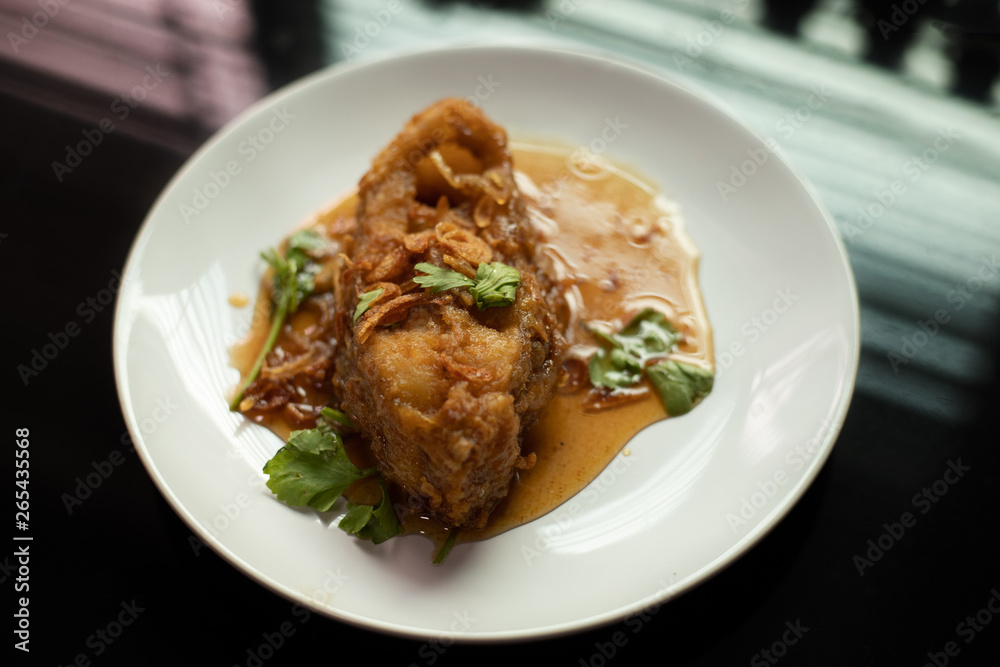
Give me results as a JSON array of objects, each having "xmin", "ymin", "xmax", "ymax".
[
  {"xmin": 458, "ymin": 143, "xmax": 712, "ymax": 543},
  {"xmin": 230, "ymin": 143, "xmax": 713, "ymax": 547}
]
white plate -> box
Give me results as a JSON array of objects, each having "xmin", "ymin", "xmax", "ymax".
[{"xmin": 113, "ymin": 45, "xmax": 859, "ymax": 641}]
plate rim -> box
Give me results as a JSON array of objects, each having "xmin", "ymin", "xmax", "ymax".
[{"xmin": 112, "ymin": 41, "xmax": 861, "ymax": 642}]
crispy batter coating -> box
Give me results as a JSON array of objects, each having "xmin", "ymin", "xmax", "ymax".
[{"xmin": 333, "ymin": 98, "xmax": 567, "ymax": 529}]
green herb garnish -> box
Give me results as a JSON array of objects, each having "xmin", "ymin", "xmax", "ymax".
[
  {"xmin": 320, "ymin": 406, "xmax": 355, "ymax": 431},
  {"xmin": 433, "ymin": 530, "xmax": 458, "ymax": 565},
  {"xmin": 353, "ymin": 287, "xmax": 384, "ymax": 323},
  {"xmin": 262, "ymin": 420, "xmax": 402, "ymax": 545},
  {"xmin": 589, "ymin": 346, "xmax": 644, "ymax": 389},
  {"xmin": 229, "ymin": 230, "xmax": 324, "ymax": 410},
  {"xmin": 587, "ymin": 309, "xmax": 713, "ymax": 414},
  {"xmin": 413, "ymin": 263, "xmax": 475, "ymax": 292},
  {"xmin": 286, "ymin": 229, "xmax": 328, "ymax": 259},
  {"xmin": 646, "ymin": 360, "xmax": 714, "ymax": 416},
  {"xmin": 262, "ymin": 428, "xmax": 374, "ymax": 511},
  {"xmin": 413, "ymin": 261, "xmax": 521, "ymax": 310},
  {"xmin": 588, "ymin": 309, "xmax": 679, "ymax": 390},
  {"xmin": 338, "ymin": 477, "xmax": 402, "ymax": 544},
  {"xmin": 469, "ymin": 262, "xmax": 521, "ymax": 309}
]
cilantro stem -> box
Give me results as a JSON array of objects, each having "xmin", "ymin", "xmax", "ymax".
[
  {"xmin": 433, "ymin": 530, "xmax": 459, "ymax": 565},
  {"xmin": 320, "ymin": 407, "xmax": 355, "ymax": 430},
  {"xmin": 229, "ymin": 297, "xmax": 288, "ymax": 411}
]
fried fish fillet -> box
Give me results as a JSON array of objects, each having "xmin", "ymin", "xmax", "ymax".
[{"xmin": 333, "ymin": 99, "xmax": 567, "ymax": 529}]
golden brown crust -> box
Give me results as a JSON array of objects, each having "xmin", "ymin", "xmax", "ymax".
[{"xmin": 333, "ymin": 98, "xmax": 567, "ymax": 529}]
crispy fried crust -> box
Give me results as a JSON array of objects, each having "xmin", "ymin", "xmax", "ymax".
[{"xmin": 333, "ymin": 98, "xmax": 567, "ymax": 529}]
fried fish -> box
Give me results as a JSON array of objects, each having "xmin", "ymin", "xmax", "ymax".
[{"xmin": 333, "ymin": 99, "xmax": 567, "ymax": 529}]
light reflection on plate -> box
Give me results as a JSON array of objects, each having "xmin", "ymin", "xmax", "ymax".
[{"xmin": 113, "ymin": 44, "xmax": 858, "ymax": 641}]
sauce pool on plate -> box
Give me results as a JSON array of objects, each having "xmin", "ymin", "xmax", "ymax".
[{"xmin": 230, "ymin": 142, "xmax": 713, "ymax": 546}]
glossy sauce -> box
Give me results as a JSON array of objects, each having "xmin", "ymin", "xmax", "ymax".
[
  {"xmin": 230, "ymin": 144, "xmax": 713, "ymax": 546},
  {"xmin": 459, "ymin": 143, "xmax": 712, "ymax": 542}
]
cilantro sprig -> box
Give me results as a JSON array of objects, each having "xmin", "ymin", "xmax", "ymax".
[
  {"xmin": 588, "ymin": 309, "xmax": 678, "ymax": 390},
  {"xmin": 319, "ymin": 406, "xmax": 354, "ymax": 430},
  {"xmin": 229, "ymin": 230, "xmax": 324, "ymax": 411},
  {"xmin": 338, "ymin": 477, "xmax": 400, "ymax": 544},
  {"xmin": 433, "ymin": 531, "xmax": 458, "ymax": 565},
  {"xmin": 469, "ymin": 262, "xmax": 521, "ymax": 309},
  {"xmin": 588, "ymin": 309, "xmax": 713, "ymax": 415},
  {"xmin": 412, "ymin": 264, "xmax": 475, "ymax": 292},
  {"xmin": 413, "ymin": 262, "xmax": 521, "ymax": 310},
  {"xmin": 262, "ymin": 409, "xmax": 402, "ymax": 544},
  {"xmin": 353, "ymin": 287, "xmax": 384, "ymax": 323},
  {"xmin": 646, "ymin": 360, "xmax": 714, "ymax": 416},
  {"xmin": 262, "ymin": 427, "xmax": 372, "ymax": 510}
]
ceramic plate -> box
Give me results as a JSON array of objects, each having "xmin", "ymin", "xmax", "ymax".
[{"xmin": 113, "ymin": 45, "xmax": 859, "ymax": 641}]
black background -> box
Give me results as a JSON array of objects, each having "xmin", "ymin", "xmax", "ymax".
[{"xmin": 3, "ymin": 1, "xmax": 1000, "ymax": 665}]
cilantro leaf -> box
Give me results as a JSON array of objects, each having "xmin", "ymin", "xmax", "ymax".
[
  {"xmin": 262, "ymin": 428, "xmax": 374, "ymax": 511},
  {"xmin": 586, "ymin": 310, "xmax": 712, "ymax": 414},
  {"xmin": 646, "ymin": 360, "xmax": 714, "ymax": 416},
  {"xmin": 353, "ymin": 287, "xmax": 384, "ymax": 323},
  {"xmin": 338, "ymin": 478, "xmax": 401, "ymax": 544},
  {"xmin": 413, "ymin": 263, "xmax": 476, "ymax": 292},
  {"xmin": 263, "ymin": 424, "xmax": 403, "ymax": 546},
  {"xmin": 287, "ymin": 229, "xmax": 327, "ymax": 252},
  {"xmin": 261, "ymin": 248, "xmax": 315, "ymax": 314},
  {"xmin": 616, "ymin": 309, "xmax": 679, "ymax": 361},
  {"xmin": 469, "ymin": 262, "xmax": 521, "ymax": 310},
  {"xmin": 285, "ymin": 229, "xmax": 328, "ymax": 269},
  {"xmin": 413, "ymin": 261, "xmax": 521, "ymax": 310},
  {"xmin": 589, "ymin": 347, "xmax": 644, "ymax": 389},
  {"xmin": 286, "ymin": 428, "xmax": 341, "ymax": 454},
  {"xmin": 587, "ymin": 309, "xmax": 678, "ymax": 390},
  {"xmin": 229, "ymin": 238, "xmax": 319, "ymax": 410}
]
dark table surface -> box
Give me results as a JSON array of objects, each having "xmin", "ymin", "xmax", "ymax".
[{"xmin": 3, "ymin": 1, "xmax": 999, "ymax": 665}]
